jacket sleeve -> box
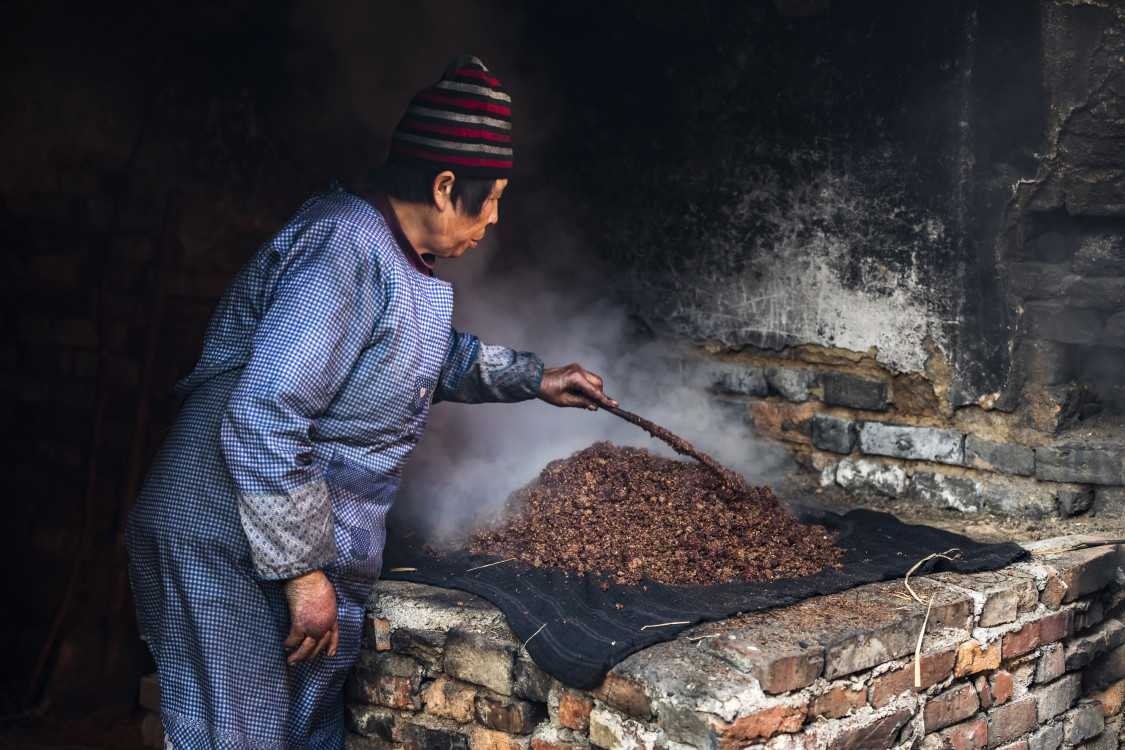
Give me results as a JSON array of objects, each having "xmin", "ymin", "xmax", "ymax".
[
  {"xmin": 435, "ymin": 328, "xmax": 544, "ymax": 404},
  {"xmin": 220, "ymin": 221, "xmax": 383, "ymax": 580}
]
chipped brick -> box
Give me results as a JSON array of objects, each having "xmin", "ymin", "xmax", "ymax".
[{"xmin": 925, "ymin": 683, "xmax": 981, "ymax": 732}]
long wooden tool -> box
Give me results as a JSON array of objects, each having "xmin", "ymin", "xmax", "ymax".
[{"xmin": 602, "ymin": 404, "xmax": 745, "ymax": 490}]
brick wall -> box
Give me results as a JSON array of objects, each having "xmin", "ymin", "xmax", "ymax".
[{"xmin": 139, "ymin": 536, "xmax": 1124, "ymax": 749}]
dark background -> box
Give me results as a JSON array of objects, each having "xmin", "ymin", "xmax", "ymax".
[{"xmin": 5, "ymin": 0, "xmax": 1120, "ymax": 741}]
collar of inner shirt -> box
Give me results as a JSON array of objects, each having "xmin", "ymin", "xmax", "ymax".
[{"xmin": 363, "ymin": 191, "xmax": 436, "ymax": 277}]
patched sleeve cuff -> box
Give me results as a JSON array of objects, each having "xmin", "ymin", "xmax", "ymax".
[
  {"xmin": 237, "ymin": 478, "xmax": 337, "ymax": 579},
  {"xmin": 442, "ymin": 345, "xmax": 545, "ymax": 404}
]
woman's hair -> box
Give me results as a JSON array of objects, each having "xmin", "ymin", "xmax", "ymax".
[{"xmin": 369, "ymin": 162, "xmax": 497, "ymax": 217}]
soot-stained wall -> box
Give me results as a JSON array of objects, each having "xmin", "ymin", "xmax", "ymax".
[{"xmin": 528, "ymin": 1, "xmax": 1045, "ymax": 405}]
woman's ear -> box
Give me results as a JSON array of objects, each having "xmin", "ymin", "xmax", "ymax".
[{"xmin": 432, "ymin": 171, "xmax": 456, "ymax": 212}]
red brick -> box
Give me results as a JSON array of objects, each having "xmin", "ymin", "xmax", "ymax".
[
  {"xmin": 1001, "ymin": 622, "xmax": 1040, "ymax": 660},
  {"xmin": 718, "ymin": 702, "xmax": 808, "ymax": 743},
  {"xmin": 939, "ymin": 716, "xmax": 988, "ymax": 750},
  {"xmin": 1091, "ymin": 678, "xmax": 1125, "ymax": 717},
  {"xmin": 475, "ymin": 693, "xmax": 544, "ymax": 735},
  {"xmin": 987, "ymin": 697, "xmax": 1037, "ymax": 747},
  {"xmin": 1036, "ymin": 609, "xmax": 1072, "ymax": 645},
  {"xmin": 423, "ymin": 677, "xmax": 478, "ymax": 723},
  {"xmin": 365, "ymin": 615, "xmax": 393, "ymax": 652},
  {"xmin": 591, "ymin": 673, "xmax": 651, "ymax": 719},
  {"xmin": 810, "ymin": 684, "xmax": 867, "ymax": 719},
  {"xmin": 925, "ymin": 683, "xmax": 980, "ymax": 732},
  {"xmin": 817, "ymin": 707, "xmax": 913, "ymax": 750},
  {"xmin": 470, "ymin": 726, "xmax": 531, "ymax": 750},
  {"xmin": 557, "ymin": 691, "xmax": 593, "ymax": 732},
  {"xmin": 871, "ymin": 649, "xmax": 957, "ymax": 707},
  {"xmin": 956, "ymin": 640, "xmax": 1001, "ymax": 677},
  {"xmin": 976, "ymin": 674, "xmax": 993, "ymax": 710},
  {"xmin": 988, "ymin": 671, "xmax": 1013, "ymax": 707}
]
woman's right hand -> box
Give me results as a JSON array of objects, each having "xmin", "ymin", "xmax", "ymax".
[{"xmin": 282, "ymin": 569, "xmax": 339, "ymax": 664}]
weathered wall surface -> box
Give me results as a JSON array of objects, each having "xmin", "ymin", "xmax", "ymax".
[{"xmin": 528, "ymin": 1, "xmax": 1047, "ymax": 404}]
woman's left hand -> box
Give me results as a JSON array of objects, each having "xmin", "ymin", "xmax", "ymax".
[{"xmin": 538, "ymin": 363, "xmax": 618, "ymax": 411}]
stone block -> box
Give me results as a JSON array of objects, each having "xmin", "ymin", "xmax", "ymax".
[
  {"xmin": 445, "ymin": 630, "xmax": 517, "ymax": 696},
  {"xmin": 811, "ymin": 414, "xmax": 858, "ymax": 454},
  {"xmin": 714, "ymin": 702, "xmax": 808, "ymax": 744},
  {"xmin": 704, "ymin": 362, "xmax": 769, "ymax": 396},
  {"xmin": 956, "ymin": 640, "xmax": 1002, "ymax": 677},
  {"xmin": 858, "ymin": 423, "xmax": 964, "ymax": 464},
  {"xmin": 346, "ymin": 704, "xmax": 397, "ymax": 741},
  {"xmin": 513, "ymin": 658, "xmax": 553, "ymax": 703},
  {"xmin": 558, "ymin": 691, "xmax": 594, "ymax": 733},
  {"xmin": 1058, "ymin": 486, "xmax": 1095, "ymax": 517},
  {"xmin": 1033, "ymin": 672, "xmax": 1081, "ymax": 722},
  {"xmin": 964, "ymin": 436, "xmax": 1036, "ymax": 477},
  {"xmin": 766, "ymin": 367, "xmax": 817, "ymax": 402},
  {"xmin": 989, "ymin": 671, "xmax": 1014, "ymax": 706},
  {"xmin": 940, "ymin": 716, "xmax": 989, "ymax": 750},
  {"xmin": 1036, "ymin": 644, "xmax": 1066, "ymax": 684},
  {"xmin": 1035, "ymin": 446, "xmax": 1124, "ymax": 485},
  {"xmin": 1027, "ymin": 723, "xmax": 1063, "ymax": 750},
  {"xmin": 1065, "ymin": 620, "xmax": 1125, "ymax": 671},
  {"xmin": 1043, "ymin": 545, "xmax": 1123, "ymax": 603},
  {"xmin": 810, "ymin": 707, "xmax": 913, "ymax": 750},
  {"xmin": 468, "ymin": 726, "xmax": 530, "ymax": 750},
  {"xmin": 590, "ymin": 673, "xmax": 653, "ymax": 720},
  {"xmin": 961, "ymin": 569, "xmax": 1040, "ymax": 628},
  {"xmin": 475, "ymin": 693, "xmax": 546, "ymax": 735},
  {"xmin": 364, "ymin": 615, "xmax": 393, "ymax": 652},
  {"xmin": 818, "ymin": 372, "xmax": 889, "ymax": 412},
  {"xmin": 925, "ymin": 683, "xmax": 981, "ymax": 732},
  {"xmin": 139, "ymin": 673, "xmax": 160, "ymax": 712},
  {"xmin": 978, "ymin": 476, "xmax": 1059, "ymax": 519},
  {"xmin": 1090, "ymin": 678, "xmax": 1125, "ymax": 717},
  {"xmin": 870, "ymin": 647, "xmax": 957, "ymax": 707},
  {"xmin": 588, "ymin": 705, "xmax": 663, "ymax": 750},
  {"xmin": 1093, "ymin": 486, "xmax": 1125, "ymax": 516},
  {"xmin": 1002, "ymin": 621, "xmax": 1041, "ymax": 660},
  {"xmin": 424, "ymin": 677, "xmax": 479, "ymax": 723},
  {"xmin": 809, "ymin": 684, "xmax": 867, "ymax": 720},
  {"xmin": 1084, "ymin": 644, "xmax": 1125, "ymax": 692},
  {"xmin": 529, "ymin": 723, "xmax": 590, "ymax": 750},
  {"xmin": 1064, "ymin": 700, "xmax": 1105, "ymax": 745},
  {"xmin": 822, "ymin": 611, "xmax": 926, "ymax": 679},
  {"xmin": 704, "ymin": 627, "xmax": 824, "ymax": 694},
  {"xmin": 988, "ymin": 697, "xmax": 1038, "ymax": 748},
  {"xmin": 835, "ymin": 457, "xmax": 907, "ymax": 497},
  {"xmin": 390, "ymin": 627, "xmax": 443, "ymax": 672},
  {"xmin": 909, "ymin": 471, "xmax": 982, "ymax": 513}
]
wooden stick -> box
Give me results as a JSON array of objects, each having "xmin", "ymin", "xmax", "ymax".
[
  {"xmin": 641, "ymin": 620, "xmax": 692, "ymax": 630},
  {"xmin": 601, "ymin": 404, "xmax": 745, "ymax": 489},
  {"xmin": 466, "ymin": 557, "xmax": 516, "ymax": 573},
  {"xmin": 903, "ymin": 548, "xmax": 961, "ymax": 688},
  {"xmin": 521, "ymin": 623, "xmax": 547, "ymax": 654}
]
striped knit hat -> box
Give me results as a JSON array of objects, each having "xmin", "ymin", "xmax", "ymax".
[{"xmin": 388, "ymin": 55, "xmax": 513, "ymax": 179}]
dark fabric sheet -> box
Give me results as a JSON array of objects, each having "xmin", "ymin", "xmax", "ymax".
[{"xmin": 382, "ymin": 508, "xmax": 1026, "ymax": 689}]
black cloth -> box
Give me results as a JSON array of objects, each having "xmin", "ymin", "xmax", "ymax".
[{"xmin": 382, "ymin": 508, "xmax": 1026, "ymax": 689}]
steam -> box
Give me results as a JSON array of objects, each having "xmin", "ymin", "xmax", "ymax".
[{"xmin": 396, "ymin": 200, "xmax": 792, "ymax": 542}]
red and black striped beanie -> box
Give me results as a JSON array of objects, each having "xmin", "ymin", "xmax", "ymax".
[{"xmin": 389, "ymin": 55, "xmax": 513, "ymax": 179}]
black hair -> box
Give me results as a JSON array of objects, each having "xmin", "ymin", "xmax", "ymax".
[{"xmin": 369, "ymin": 161, "xmax": 497, "ymax": 217}]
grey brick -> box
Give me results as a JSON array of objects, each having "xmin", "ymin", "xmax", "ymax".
[
  {"xmin": 702, "ymin": 362, "xmax": 769, "ymax": 396},
  {"xmin": 964, "ymin": 435, "xmax": 1035, "ymax": 476},
  {"xmin": 1063, "ymin": 699, "xmax": 1104, "ymax": 745},
  {"xmin": 1083, "ymin": 643, "xmax": 1125, "ymax": 691},
  {"xmin": 978, "ymin": 475, "xmax": 1059, "ymax": 518},
  {"xmin": 765, "ymin": 367, "xmax": 816, "ymax": 402},
  {"xmin": 1058, "ymin": 486, "xmax": 1095, "ymax": 517},
  {"xmin": 858, "ymin": 422, "xmax": 964, "ymax": 464},
  {"xmin": 820, "ymin": 372, "xmax": 888, "ymax": 411},
  {"xmin": 443, "ymin": 629, "xmax": 516, "ymax": 695},
  {"xmin": 1034, "ymin": 672, "xmax": 1082, "ymax": 722},
  {"xmin": 835, "ymin": 457, "xmax": 907, "ymax": 497},
  {"xmin": 1064, "ymin": 619, "xmax": 1125, "ymax": 671},
  {"xmin": 1035, "ymin": 445, "xmax": 1125, "ymax": 485},
  {"xmin": 908, "ymin": 471, "xmax": 981, "ymax": 513},
  {"xmin": 810, "ymin": 414, "xmax": 858, "ymax": 454},
  {"xmin": 1028, "ymin": 723, "xmax": 1064, "ymax": 750}
]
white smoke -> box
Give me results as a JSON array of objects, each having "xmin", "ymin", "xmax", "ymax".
[{"xmin": 396, "ymin": 190, "xmax": 792, "ymax": 542}]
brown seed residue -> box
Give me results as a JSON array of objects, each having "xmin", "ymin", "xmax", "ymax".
[{"xmin": 468, "ymin": 442, "xmax": 844, "ymax": 586}]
